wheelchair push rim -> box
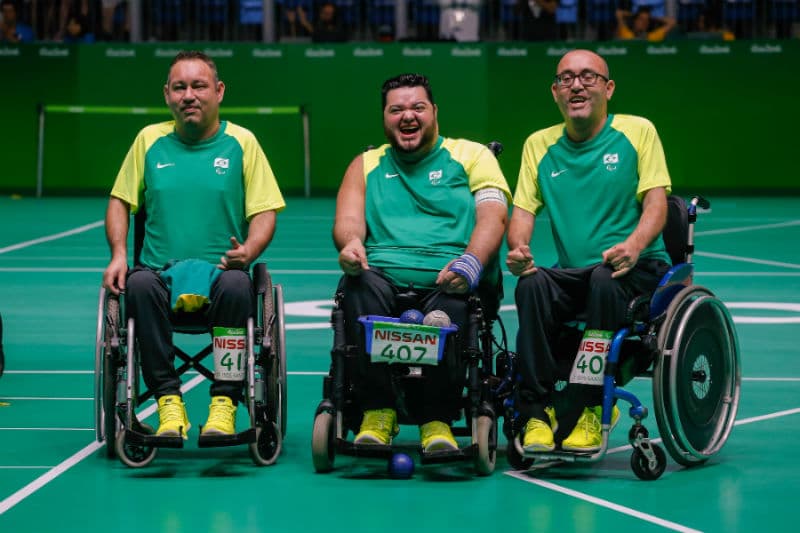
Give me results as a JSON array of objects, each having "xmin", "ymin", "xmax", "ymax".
[{"xmin": 654, "ymin": 285, "xmax": 741, "ymax": 466}]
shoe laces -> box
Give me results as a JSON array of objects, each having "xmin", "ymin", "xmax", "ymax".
[
  {"xmin": 207, "ymin": 401, "xmax": 235, "ymax": 424},
  {"xmin": 576, "ymin": 409, "xmax": 601, "ymax": 435},
  {"xmin": 158, "ymin": 400, "xmax": 185, "ymax": 424},
  {"xmin": 364, "ymin": 410, "xmax": 395, "ymax": 433},
  {"xmin": 420, "ymin": 421, "xmax": 451, "ymax": 441}
]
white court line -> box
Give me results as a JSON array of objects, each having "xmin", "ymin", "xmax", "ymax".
[
  {"xmin": 0, "ymin": 221, "xmax": 104, "ymax": 255},
  {"xmin": 506, "ymin": 408, "xmax": 800, "ymax": 532},
  {"xmin": 504, "ymin": 471, "xmax": 703, "ymax": 533},
  {"xmin": 695, "ymin": 220, "xmax": 800, "ymax": 237},
  {"xmin": 694, "ymin": 251, "xmax": 800, "ymax": 270},
  {"xmin": 0, "ymin": 374, "xmax": 205, "ymax": 516},
  {"xmin": 0, "ymin": 397, "xmax": 91, "ymax": 401}
]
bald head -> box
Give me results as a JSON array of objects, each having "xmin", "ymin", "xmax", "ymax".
[{"xmin": 556, "ymin": 49, "xmax": 610, "ymax": 80}]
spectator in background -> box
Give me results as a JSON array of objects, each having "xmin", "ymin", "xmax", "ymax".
[
  {"xmin": 63, "ymin": 9, "xmax": 95, "ymax": 42},
  {"xmin": 283, "ymin": 4, "xmax": 313, "ymax": 40},
  {"xmin": 518, "ymin": 0, "xmax": 559, "ymax": 41},
  {"xmin": 0, "ymin": 0, "xmax": 35, "ymax": 42},
  {"xmin": 615, "ymin": 6, "xmax": 676, "ymax": 41},
  {"xmin": 312, "ymin": 1, "xmax": 347, "ymax": 42}
]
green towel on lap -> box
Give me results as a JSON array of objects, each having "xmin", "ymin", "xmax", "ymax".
[{"xmin": 159, "ymin": 259, "xmax": 223, "ymax": 312}]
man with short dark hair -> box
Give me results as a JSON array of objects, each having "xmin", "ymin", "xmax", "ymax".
[{"xmin": 333, "ymin": 73, "xmax": 510, "ymax": 452}]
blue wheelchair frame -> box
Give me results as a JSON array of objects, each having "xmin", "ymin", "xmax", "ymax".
[{"xmin": 506, "ymin": 195, "xmax": 742, "ymax": 480}]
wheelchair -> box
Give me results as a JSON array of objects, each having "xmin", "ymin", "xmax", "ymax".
[
  {"xmin": 504, "ymin": 195, "xmax": 741, "ymax": 480},
  {"xmin": 94, "ymin": 219, "xmax": 287, "ymax": 468},
  {"xmin": 311, "ymin": 275, "xmax": 513, "ymax": 477}
]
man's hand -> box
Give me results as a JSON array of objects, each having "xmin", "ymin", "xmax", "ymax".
[
  {"xmin": 220, "ymin": 236, "xmax": 252, "ymax": 270},
  {"xmin": 339, "ymin": 238, "xmax": 369, "ymax": 276},
  {"xmin": 436, "ymin": 260, "xmax": 469, "ymax": 294},
  {"xmin": 506, "ymin": 244, "xmax": 537, "ymax": 277},
  {"xmin": 102, "ymin": 256, "xmax": 128, "ymax": 295},
  {"xmin": 602, "ymin": 242, "xmax": 640, "ymax": 279}
]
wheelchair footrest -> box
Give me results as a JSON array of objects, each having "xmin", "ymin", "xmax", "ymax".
[
  {"xmin": 337, "ymin": 439, "xmax": 394, "ymax": 459},
  {"xmin": 197, "ymin": 428, "xmax": 257, "ymax": 448},
  {"xmin": 126, "ymin": 430, "xmax": 184, "ymax": 449},
  {"xmin": 419, "ymin": 445, "xmax": 476, "ymax": 465},
  {"xmin": 524, "ymin": 449, "xmax": 601, "ymax": 464}
]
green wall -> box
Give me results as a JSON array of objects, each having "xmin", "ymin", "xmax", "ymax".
[{"xmin": 1, "ymin": 40, "xmax": 797, "ymax": 196}]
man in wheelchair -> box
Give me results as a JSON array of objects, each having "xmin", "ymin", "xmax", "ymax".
[
  {"xmin": 101, "ymin": 50, "xmax": 285, "ymax": 441},
  {"xmin": 506, "ymin": 49, "xmax": 672, "ymax": 454},
  {"xmin": 331, "ymin": 73, "xmax": 511, "ymax": 453}
]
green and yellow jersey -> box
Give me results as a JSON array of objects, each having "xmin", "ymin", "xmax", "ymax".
[
  {"xmin": 363, "ymin": 136, "xmax": 511, "ymax": 289},
  {"xmin": 110, "ymin": 120, "xmax": 285, "ymax": 269},
  {"xmin": 514, "ymin": 114, "xmax": 672, "ymax": 268}
]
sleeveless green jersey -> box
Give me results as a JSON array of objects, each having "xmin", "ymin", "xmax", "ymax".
[
  {"xmin": 363, "ymin": 136, "xmax": 510, "ymax": 289},
  {"xmin": 110, "ymin": 120, "xmax": 285, "ymax": 269},
  {"xmin": 513, "ymin": 114, "xmax": 672, "ymax": 268}
]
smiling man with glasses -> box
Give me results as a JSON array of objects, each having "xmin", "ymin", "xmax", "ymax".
[{"xmin": 506, "ymin": 49, "xmax": 673, "ymax": 453}]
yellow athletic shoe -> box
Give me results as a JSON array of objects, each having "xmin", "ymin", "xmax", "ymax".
[
  {"xmin": 201, "ymin": 396, "xmax": 237, "ymax": 436},
  {"xmin": 561, "ymin": 405, "xmax": 620, "ymax": 452},
  {"xmin": 354, "ymin": 408, "xmax": 399, "ymax": 445},
  {"xmin": 419, "ymin": 421, "xmax": 458, "ymax": 452},
  {"xmin": 522, "ymin": 406, "xmax": 558, "ymax": 452},
  {"xmin": 155, "ymin": 394, "xmax": 190, "ymax": 439}
]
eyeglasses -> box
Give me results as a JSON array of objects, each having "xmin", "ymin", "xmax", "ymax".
[{"xmin": 554, "ymin": 70, "xmax": 609, "ymax": 88}]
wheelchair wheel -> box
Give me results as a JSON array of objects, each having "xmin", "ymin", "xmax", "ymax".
[
  {"xmin": 265, "ymin": 281, "xmax": 287, "ymax": 440},
  {"xmin": 654, "ymin": 285, "xmax": 741, "ymax": 466},
  {"xmin": 474, "ymin": 415, "xmax": 496, "ymax": 476},
  {"xmin": 116, "ymin": 424, "xmax": 158, "ymax": 468},
  {"xmin": 249, "ymin": 421, "xmax": 282, "ymax": 466},
  {"xmin": 312, "ymin": 411, "xmax": 335, "ymax": 473},
  {"xmin": 630, "ymin": 443, "xmax": 667, "ymax": 481},
  {"xmin": 95, "ymin": 290, "xmax": 120, "ymax": 458}
]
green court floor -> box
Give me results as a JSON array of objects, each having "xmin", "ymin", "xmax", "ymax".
[{"xmin": 1, "ymin": 196, "xmax": 799, "ymax": 533}]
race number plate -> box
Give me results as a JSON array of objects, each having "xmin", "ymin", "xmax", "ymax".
[
  {"xmin": 359, "ymin": 316, "xmax": 457, "ymax": 366},
  {"xmin": 568, "ymin": 329, "xmax": 612, "ymax": 386},
  {"xmin": 212, "ymin": 326, "xmax": 246, "ymax": 381}
]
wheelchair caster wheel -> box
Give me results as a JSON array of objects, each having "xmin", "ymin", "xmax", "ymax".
[
  {"xmin": 116, "ymin": 425, "xmax": 157, "ymax": 468},
  {"xmin": 311, "ymin": 411, "xmax": 335, "ymax": 473},
  {"xmin": 505, "ymin": 435, "xmax": 533, "ymax": 471},
  {"xmin": 474, "ymin": 415, "xmax": 496, "ymax": 476},
  {"xmin": 631, "ymin": 443, "xmax": 667, "ymax": 481},
  {"xmin": 249, "ymin": 421, "xmax": 281, "ymax": 466}
]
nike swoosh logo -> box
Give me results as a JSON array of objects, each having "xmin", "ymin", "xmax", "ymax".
[
  {"xmin": 550, "ymin": 169, "xmax": 567, "ymax": 177},
  {"xmin": 385, "ymin": 173, "xmax": 399, "ymax": 178},
  {"xmin": 156, "ymin": 162, "xmax": 175, "ymax": 169}
]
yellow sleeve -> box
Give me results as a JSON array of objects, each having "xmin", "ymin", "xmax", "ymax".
[
  {"xmin": 613, "ymin": 115, "xmax": 672, "ymax": 201},
  {"xmin": 512, "ymin": 126, "xmax": 561, "ymax": 215},
  {"xmin": 442, "ymin": 138, "xmax": 512, "ymax": 201},
  {"xmin": 109, "ymin": 123, "xmax": 171, "ymax": 213},
  {"xmin": 227, "ymin": 123, "xmax": 286, "ymax": 219}
]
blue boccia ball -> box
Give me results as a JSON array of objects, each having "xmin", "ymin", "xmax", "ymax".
[
  {"xmin": 399, "ymin": 309, "xmax": 424, "ymax": 324},
  {"xmin": 389, "ymin": 452, "xmax": 415, "ymax": 479}
]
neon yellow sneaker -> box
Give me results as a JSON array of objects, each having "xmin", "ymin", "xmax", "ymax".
[
  {"xmin": 201, "ymin": 396, "xmax": 237, "ymax": 436},
  {"xmin": 354, "ymin": 408, "xmax": 399, "ymax": 445},
  {"xmin": 561, "ymin": 405, "xmax": 620, "ymax": 452},
  {"xmin": 420, "ymin": 421, "xmax": 458, "ymax": 452},
  {"xmin": 155, "ymin": 394, "xmax": 190, "ymax": 439},
  {"xmin": 522, "ymin": 406, "xmax": 557, "ymax": 452}
]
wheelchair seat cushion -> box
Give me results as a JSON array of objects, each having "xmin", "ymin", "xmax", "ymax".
[{"xmin": 159, "ymin": 259, "xmax": 222, "ymax": 313}]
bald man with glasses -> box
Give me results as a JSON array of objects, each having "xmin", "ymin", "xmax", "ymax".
[{"xmin": 506, "ymin": 49, "xmax": 673, "ymax": 453}]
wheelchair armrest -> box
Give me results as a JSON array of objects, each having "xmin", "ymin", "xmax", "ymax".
[
  {"xmin": 252, "ymin": 262, "xmax": 267, "ymax": 295},
  {"xmin": 626, "ymin": 294, "xmax": 652, "ymax": 324}
]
